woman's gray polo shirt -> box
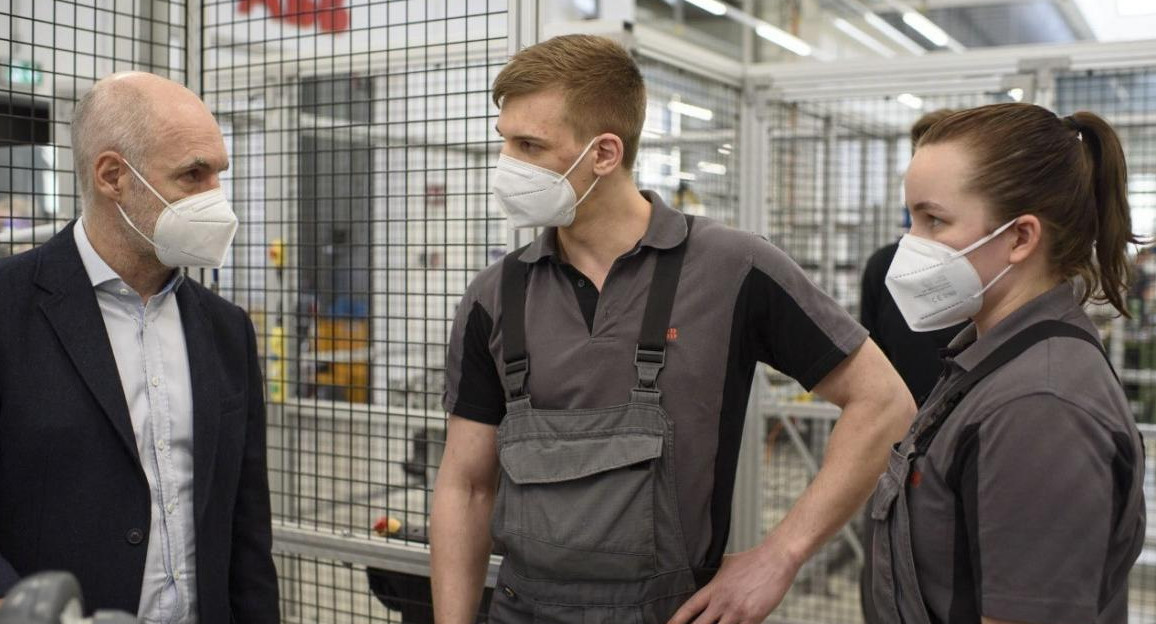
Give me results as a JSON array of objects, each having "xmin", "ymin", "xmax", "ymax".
[
  {"xmin": 885, "ymin": 282, "xmax": 1145, "ymax": 624},
  {"xmin": 444, "ymin": 191, "xmax": 869, "ymax": 568}
]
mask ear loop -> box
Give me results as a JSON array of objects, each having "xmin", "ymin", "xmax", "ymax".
[
  {"xmin": 557, "ymin": 137, "xmax": 603, "ymax": 208},
  {"xmin": 558, "ymin": 137, "xmax": 601, "ymax": 181},
  {"xmin": 115, "ymin": 159, "xmax": 171, "ymax": 252},
  {"xmin": 950, "ymin": 218, "xmax": 1018, "ymax": 260},
  {"xmin": 121, "ymin": 159, "xmax": 174, "ymax": 207},
  {"xmin": 972, "ymin": 264, "xmax": 1014, "ymax": 299},
  {"xmin": 964, "ymin": 219, "xmax": 1019, "ymax": 299},
  {"xmin": 115, "ymin": 201, "xmax": 163, "ymax": 251}
]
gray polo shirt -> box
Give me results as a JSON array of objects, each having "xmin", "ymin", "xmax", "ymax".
[
  {"xmin": 898, "ymin": 282, "xmax": 1145, "ymax": 624},
  {"xmin": 444, "ymin": 191, "xmax": 868, "ymax": 568}
]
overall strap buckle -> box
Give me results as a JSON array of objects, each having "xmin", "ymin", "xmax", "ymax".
[
  {"xmin": 504, "ymin": 357, "xmax": 529, "ymax": 401},
  {"xmin": 634, "ymin": 346, "xmax": 666, "ymax": 389}
]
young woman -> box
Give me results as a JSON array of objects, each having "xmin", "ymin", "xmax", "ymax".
[{"xmin": 865, "ymin": 103, "xmax": 1146, "ymax": 624}]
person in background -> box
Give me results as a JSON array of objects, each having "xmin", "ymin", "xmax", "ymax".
[
  {"xmin": 0, "ymin": 72, "xmax": 279, "ymax": 622},
  {"xmin": 866, "ymin": 102, "xmax": 1145, "ymax": 624},
  {"xmin": 860, "ymin": 108, "xmax": 963, "ymax": 404}
]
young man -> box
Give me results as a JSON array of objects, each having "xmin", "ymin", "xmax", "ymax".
[{"xmin": 430, "ymin": 35, "xmax": 914, "ymax": 624}]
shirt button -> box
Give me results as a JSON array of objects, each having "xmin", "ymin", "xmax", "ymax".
[
  {"xmin": 577, "ymin": 279, "xmax": 586, "ymax": 287},
  {"xmin": 166, "ymin": 502, "xmax": 175, "ymax": 514},
  {"xmin": 173, "ymin": 570, "xmax": 182, "ymax": 581},
  {"xmin": 125, "ymin": 528, "xmax": 144, "ymax": 545},
  {"xmin": 156, "ymin": 439, "xmax": 167, "ymax": 451},
  {"xmin": 150, "ymin": 376, "xmax": 160, "ymax": 387},
  {"xmin": 119, "ymin": 288, "xmax": 129, "ymax": 296}
]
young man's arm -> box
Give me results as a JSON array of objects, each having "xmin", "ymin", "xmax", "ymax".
[
  {"xmin": 430, "ymin": 415, "xmax": 500, "ymax": 624},
  {"xmin": 668, "ymin": 339, "xmax": 914, "ymax": 624}
]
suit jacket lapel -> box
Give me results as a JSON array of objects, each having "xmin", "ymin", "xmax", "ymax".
[
  {"xmin": 34, "ymin": 221, "xmax": 141, "ymax": 465},
  {"xmin": 177, "ymin": 283, "xmax": 222, "ymax": 523}
]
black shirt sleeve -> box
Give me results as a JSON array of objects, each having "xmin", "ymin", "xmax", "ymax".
[
  {"xmin": 443, "ymin": 298, "xmax": 506, "ymax": 425},
  {"xmin": 860, "ymin": 243, "xmax": 898, "ymax": 336},
  {"xmin": 746, "ymin": 236, "xmax": 869, "ymax": 390}
]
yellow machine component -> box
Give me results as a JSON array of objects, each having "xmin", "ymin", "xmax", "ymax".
[
  {"xmin": 267, "ymin": 325, "xmax": 286, "ymax": 403},
  {"xmin": 268, "ymin": 237, "xmax": 286, "ymax": 269},
  {"xmin": 267, "ymin": 238, "xmax": 287, "ymax": 402}
]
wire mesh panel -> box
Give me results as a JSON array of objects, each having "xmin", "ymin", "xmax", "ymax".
[
  {"xmin": 0, "ymin": 0, "xmax": 187, "ymax": 257},
  {"xmin": 763, "ymin": 91, "xmax": 1007, "ymax": 314},
  {"xmin": 636, "ymin": 56, "xmax": 740, "ymax": 226},
  {"xmin": 1053, "ymin": 65, "xmax": 1156, "ymax": 623},
  {"xmin": 202, "ymin": 1, "xmax": 508, "ymax": 621}
]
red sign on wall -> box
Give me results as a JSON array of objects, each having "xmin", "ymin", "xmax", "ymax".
[{"xmin": 238, "ymin": 0, "xmax": 351, "ymax": 33}]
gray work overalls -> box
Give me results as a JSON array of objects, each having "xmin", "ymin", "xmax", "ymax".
[
  {"xmin": 486, "ymin": 217, "xmax": 702, "ymax": 624},
  {"xmin": 865, "ymin": 320, "xmax": 1117, "ymax": 623}
]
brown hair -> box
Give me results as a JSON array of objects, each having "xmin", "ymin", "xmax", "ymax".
[
  {"xmin": 919, "ymin": 103, "xmax": 1139, "ymax": 315},
  {"xmin": 492, "ymin": 35, "xmax": 646, "ymax": 169},
  {"xmin": 910, "ymin": 108, "xmax": 955, "ymax": 146}
]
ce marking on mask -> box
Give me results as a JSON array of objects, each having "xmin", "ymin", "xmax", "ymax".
[{"xmin": 914, "ymin": 277, "xmax": 957, "ymax": 305}]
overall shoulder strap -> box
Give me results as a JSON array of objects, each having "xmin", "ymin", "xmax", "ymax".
[
  {"xmin": 500, "ymin": 245, "xmax": 531, "ymax": 400},
  {"xmin": 913, "ymin": 319, "xmax": 1112, "ymax": 453},
  {"xmin": 633, "ymin": 215, "xmax": 695, "ymax": 400}
]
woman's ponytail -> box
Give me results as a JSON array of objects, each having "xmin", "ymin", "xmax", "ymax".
[{"xmin": 1068, "ymin": 111, "xmax": 1140, "ymax": 316}]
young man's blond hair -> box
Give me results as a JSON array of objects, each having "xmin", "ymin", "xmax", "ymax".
[{"xmin": 492, "ymin": 34, "xmax": 646, "ymax": 170}]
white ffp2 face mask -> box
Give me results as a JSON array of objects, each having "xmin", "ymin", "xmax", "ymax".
[
  {"xmin": 491, "ymin": 137, "xmax": 601, "ymax": 228},
  {"xmin": 885, "ymin": 220, "xmax": 1017, "ymax": 332},
  {"xmin": 116, "ymin": 159, "xmax": 239, "ymax": 268}
]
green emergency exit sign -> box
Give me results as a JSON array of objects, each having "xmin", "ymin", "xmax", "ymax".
[{"xmin": 8, "ymin": 61, "xmax": 43, "ymax": 85}]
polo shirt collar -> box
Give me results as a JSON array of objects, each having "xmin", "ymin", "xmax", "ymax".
[
  {"xmin": 947, "ymin": 281, "xmax": 1084, "ymax": 372},
  {"xmin": 518, "ymin": 190, "xmax": 689, "ymax": 263}
]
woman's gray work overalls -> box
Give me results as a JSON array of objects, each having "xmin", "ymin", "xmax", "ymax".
[
  {"xmin": 866, "ymin": 320, "xmax": 1115, "ymax": 623},
  {"xmin": 486, "ymin": 217, "xmax": 701, "ymax": 624}
]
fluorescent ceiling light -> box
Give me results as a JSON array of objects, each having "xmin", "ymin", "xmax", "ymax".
[
  {"xmin": 669, "ymin": 100, "xmax": 715, "ymax": 121},
  {"xmin": 863, "ymin": 12, "xmax": 926, "ymax": 55},
  {"xmin": 897, "ymin": 93, "xmax": 924, "ymax": 109},
  {"xmin": 676, "ymin": 171, "xmax": 698, "ymax": 181},
  {"xmin": 902, "ymin": 11, "xmax": 950, "ymax": 47},
  {"xmin": 684, "ymin": 0, "xmax": 728, "ymax": 16},
  {"xmin": 1118, "ymin": 0, "xmax": 1156, "ymax": 16},
  {"xmin": 698, "ymin": 161, "xmax": 728, "ymax": 175},
  {"xmin": 756, "ymin": 22, "xmax": 813, "ymax": 56},
  {"xmin": 1007, "ymin": 87, "xmax": 1024, "ymax": 102},
  {"xmin": 641, "ymin": 129, "xmax": 664, "ymax": 139},
  {"xmin": 832, "ymin": 17, "xmax": 896, "ymax": 58}
]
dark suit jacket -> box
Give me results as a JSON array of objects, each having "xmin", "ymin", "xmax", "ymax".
[{"xmin": 0, "ymin": 222, "xmax": 279, "ymax": 622}]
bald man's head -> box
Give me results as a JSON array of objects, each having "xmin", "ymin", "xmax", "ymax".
[{"xmin": 70, "ymin": 72, "xmax": 215, "ymax": 205}]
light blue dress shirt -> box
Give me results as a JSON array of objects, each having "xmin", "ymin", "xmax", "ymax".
[{"xmin": 74, "ymin": 220, "xmax": 198, "ymax": 624}]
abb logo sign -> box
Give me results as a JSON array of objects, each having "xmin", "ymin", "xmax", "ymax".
[{"xmin": 238, "ymin": 0, "xmax": 351, "ymax": 33}]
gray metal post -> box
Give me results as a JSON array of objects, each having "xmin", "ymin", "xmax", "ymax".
[
  {"xmin": 882, "ymin": 136, "xmax": 898, "ymax": 250},
  {"xmin": 505, "ymin": 0, "xmax": 542, "ymax": 251},
  {"xmin": 822, "ymin": 116, "xmax": 837, "ymax": 291},
  {"xmin": 186, "ymin": 0, "xmax": 203, "ymax": 95},
  {"xmin": 858, "ymin": 135, "xmax": 871, "ymax": 311},
  {"xmin": 728, "ymin": 82, "xmax": 771, "ymax": 553}
]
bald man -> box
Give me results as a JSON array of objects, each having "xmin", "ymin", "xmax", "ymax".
[{"xmin": 0, "ymin": 72, "xmax": 279, "ymax": 622}]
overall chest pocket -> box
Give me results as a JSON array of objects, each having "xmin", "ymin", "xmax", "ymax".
[{"xmin": 495, "ymin": 429, "xmax": 664, "ymax": 582}]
